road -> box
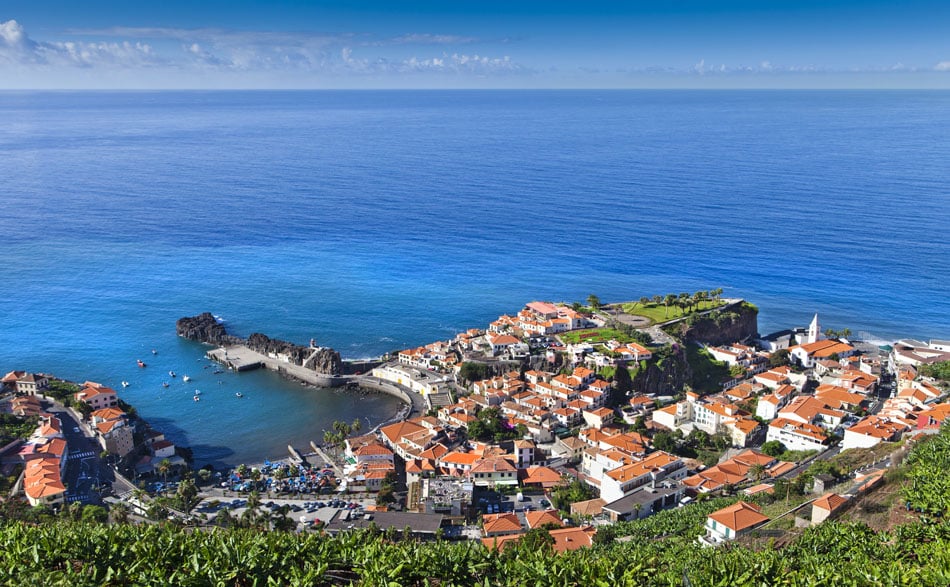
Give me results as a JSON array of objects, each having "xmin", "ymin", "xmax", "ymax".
[{"xmin": 46, "ymin": 405, "xmax": 135, "ymax": 505}]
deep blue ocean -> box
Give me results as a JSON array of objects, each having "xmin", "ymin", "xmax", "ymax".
[{"xmin": 1, "ymin": 90, "xmax": 948, "ymax": 467}]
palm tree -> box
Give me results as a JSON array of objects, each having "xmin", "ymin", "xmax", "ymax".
[
  {"xmin": 694, "ymin": 290, "xmax": 706, "ymax": 311},
  {"xmin": 351, "ymin": 418, "xmax": 362, "ymax": 434},
  {"xmin": 157, "ymin": 459, "xmax": 172, "ymax": 495},
  {"xmin": 586, "ymin": 294, "xmax": 601, "ymax": 310},
  {"xmin": 749, "ymin": 463, "xmax": 767, "ymax": 482},
  {"xmin": 652, "ymin": 294, "xmax": 663, "ymax": 306},
  {"xmin": 678, "ymin": 292, "xmax": 690, "ymax": 313},
  {"xmin": 663, "ymin": 294, "xmax": 676, "ymax": 318},
  {"xmin": 109, "ymin": 502, "xmax": 130, "ymax": 524}
]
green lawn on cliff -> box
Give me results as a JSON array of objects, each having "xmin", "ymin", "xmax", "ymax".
[{"xmin": 621, "ymin": 300, "xmax": 726, "ymax": 325}]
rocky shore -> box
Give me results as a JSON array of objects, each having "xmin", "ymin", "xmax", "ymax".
[{"xmin": 176, "ymin": 312, "xmax": 344, "ymax": 376}]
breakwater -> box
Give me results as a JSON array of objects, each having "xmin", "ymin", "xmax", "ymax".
[{"xmin": 179, "ymin": 312, "xmax": 417, "ymax": 412}]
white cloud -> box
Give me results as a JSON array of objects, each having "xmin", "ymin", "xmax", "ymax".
[
  {"xmin": 935, "ymin": 61, "xmax": 950, "ymax": 71},
  {"xmin": 388, "ymin": 33, "xmax": 478, "ymax": 45},
  {"xmin": 1, "ymin": 19, "xmax": 159, "ymax": 68}
]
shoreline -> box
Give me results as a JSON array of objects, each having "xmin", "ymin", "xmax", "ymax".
[{"xmin": 205, "ymin": 343, "xmax": 426, "ymax": 417}]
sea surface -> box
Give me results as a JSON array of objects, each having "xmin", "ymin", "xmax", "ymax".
[{"xmin": 1, "ymin": 90, "xmax": 948, "ymax": 467}]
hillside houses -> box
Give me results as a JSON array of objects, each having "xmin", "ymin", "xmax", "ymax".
[
  {"xmin": 841, "ymin": 415, "xmax": 912, "ymax": 451},
  {"xmin": 684, "ymin": 449, "xmax": 794, "ymax": 494},
  {"xmin": 20, "ymin": 413, "xmax": 68, "ymax": 507},
  {"xmin": 652, "ymin": 392, "xmax": 760, "ymax": 448}
]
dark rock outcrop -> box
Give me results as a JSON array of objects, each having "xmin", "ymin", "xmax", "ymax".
[
  {"xmin": 244, "ymin": 332, "xmax": 344, "ymax": 376},
  {"xmin": 176, "ymin": 313, "xmax": 235, "ymax": 346},
  {"xmin": 664, "ymin": 302, "xmax": 759, "ymax": 346},
  {"xmin": 303, "ymin": 348, "xmax": 344, "ymax": 376},
  {"xmin": 630, "ymin": 346, "xmax": 692, "ymax": 396},
  {"xmin": 176, "ymin": 313, "xmax": 343, "ymax": 375}
]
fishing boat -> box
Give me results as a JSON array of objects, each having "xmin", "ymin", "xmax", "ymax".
[
  {"xmin": 121, "ymin": 381, "xmax": 130, "ymax": 388},
  {"xmin": 182, "ymin": 375, "xmax": 192, "ymax": 382},
  {"xmin": 235, "ymin": 392, "xmax": 244, "ymax": 398},
  {"xmin": 137, "ymin": 360, "xmax": 146, "ymax": 368},
  {"xmin": 169, "ymin": 371, "xmax": 176, "ymax": 378},
  {"xmin": 162, "ymin": 382, "xmax": 169, "ymax": 388},
  {"xmin": 194, "ymin": 389, "xmax": 202, "ymax": 395},
  {"xmin": 193, "ymin": 395, "xmax": 200, "ymax": 402}
]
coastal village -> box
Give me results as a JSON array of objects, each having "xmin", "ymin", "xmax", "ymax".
[{"xmin": 2, "ymin": 293, "xmax": 949, "ymax": 552}]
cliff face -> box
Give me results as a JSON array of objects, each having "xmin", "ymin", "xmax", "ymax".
[
  {"xmin": 175, "ymin": 313, "xmax": 235, "ymax": 346},
  {"xmin": 245, "ymin": 332, "xmax": 344, "ymax": 375},
  {"xmin": 630, "ymin": 346, "xmax": 692, "ymax": 395},
  {"xmin": 664, "ymin": 303, "xmax": 759, "ymax": 346}
]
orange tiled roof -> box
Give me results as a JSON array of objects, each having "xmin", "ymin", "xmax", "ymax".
[
  {"xmin": 525, "ymin": 509, "xmax": 564, "ymax": 529},
  {"xmin": 549, "ymin": 526, "xmax": 597, "ymax": 553},
  {"xmin": 482, "ymin": 513, "xmax": 522, "ymax": 535},
  {"xmin": 813, "ymin": 492, "xmax": 848, "ymax": 513},
  {"xmin": 707, "ymin": 501, "xmax": 769, "ymax": 532}
]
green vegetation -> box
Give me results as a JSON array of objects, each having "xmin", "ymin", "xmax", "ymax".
[
  {"xmin": 549, "ymin": 476, "xmax": 596, "ymax": 513},
  {"xmin": 558, "ymin": 328, "xmax": 647, "ymax": 346},
  {"xmin": 903, "ymin": 426, "xmax": 950, "ymax": 516},
  {"xmin": 824, "ymin": 327, "xmax": 853, "ymax": 339},
  {"xmin": 0, "ymin": 413, "xmax": 38, "ymax": 446},
  {"xmin": 760, "ymin": 440, "xmax": 786, "ymax": 457},
  {"xmin": 466, "ymin": 407, "xmax": 526, "ymax": 443},
  {"xmin": 622, "ymin": 299, "xmax": 727, "ymax": 324},
  {"xmin": 322, "ymin": 419, "xmax": 363, "ymax": 450},
  {"xmin": 44, "ymin": 379, "xmax": 80, "ymax": 405},
  {"xmin": 458, "ymin": 362, "xmax": 489, "ymax": 383},
  {"xmin": 685, "ymin": 344, "xmax": 731, "ymax": 394},
  {"xmin": 769, "ymin": 349, "xmax": 791, "ymax": 368},
  {"xmin": 586, "ymin": 294, "xmax": 602, "ymax": 310},
  {"xmin": 919, "ymin": 360, "xmax": 950, "ymax": 382}
]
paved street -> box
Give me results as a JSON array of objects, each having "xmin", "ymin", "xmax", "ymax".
[{"xmin": 45, "ymin": 405, "xmax": 134, "ymax": 504}]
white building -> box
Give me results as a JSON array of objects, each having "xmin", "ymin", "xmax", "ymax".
[{"xmin": 766, "ymin": 418, "xmax": 828, "ymax": 452}]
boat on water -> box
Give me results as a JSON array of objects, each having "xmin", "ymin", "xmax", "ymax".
[
  {"xmin": 162, "ymin": 382, "xmax": 169, "ymax": 388},
  {"xmin": 169, "ymin": 371, "xmax": 176, "ymax": 378},
  {"xmin": 137, "ymin": 360, "xmax": 146, "ymax": 368},
  {"xmin": 194, "ymin": 389, "xmax": 202, "ymax": 395},
  {"xmin": 182, "ymin": 375, "xmax": 192, "ymax": 382},
  {"xmin": 235, "ymin": 392, "xmax": 243, "ymax": 398},
  {"xmin": 121, "ymin": 381, "xmax": 130, "ymax": 388},
  {"xmin": 193, "ymin": 395, "xmax": 200, "ymax": 402},
  {"xmin": 151, "ymin": 349, "xmax": 158, "ymax": 355}
]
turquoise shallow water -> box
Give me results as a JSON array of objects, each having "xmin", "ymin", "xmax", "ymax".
[{"xmin": 1, "ymin": 90, "xmax": 948, "ymax": 467}]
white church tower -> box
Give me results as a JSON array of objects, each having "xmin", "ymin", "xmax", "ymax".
[{"xmin": 807, "ymin": 313, "xmax": 822, "ymax": 344}]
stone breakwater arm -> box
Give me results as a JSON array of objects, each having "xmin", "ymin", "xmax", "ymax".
[{"xmin": 176, "ymin": 312, "xmax": 343, "ymax": 376}]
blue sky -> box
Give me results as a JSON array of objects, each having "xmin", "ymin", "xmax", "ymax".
[{"xmin": 2, "ymin": 0, "xmax": 950, "ymax": 88}]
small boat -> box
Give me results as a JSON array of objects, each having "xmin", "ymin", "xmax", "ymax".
[
  {"xmin": 169, "ymin": 371, "xmax": 176, "ymax": 378},
  {"xmin": 194, "ymin": 389, "xmax": 202, "ymax": 395},
  {"xmin": 182, "ymin": 375, "xmax": 192, "ymax": 382},
  {"xmin": 121, "ymin": 381, "xmax": 130, "ymax": 388},
  {"xmin": 235, "ymin": 392, "xmax": 244, "ymax": 398},
  {"xmin": 162, "ymin": 382, "xmax": 169, "ymax": 388},
  {"xmin": 193, "ymin": 395, "xmax": 200, "ymax": 402},
  {"xmin": 151, "ymin": 349, "xmax": 158, "ymax": 355},
  {"xmin": 137, "ymin": 360, "xmax": 146, "ymax": 368}
]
